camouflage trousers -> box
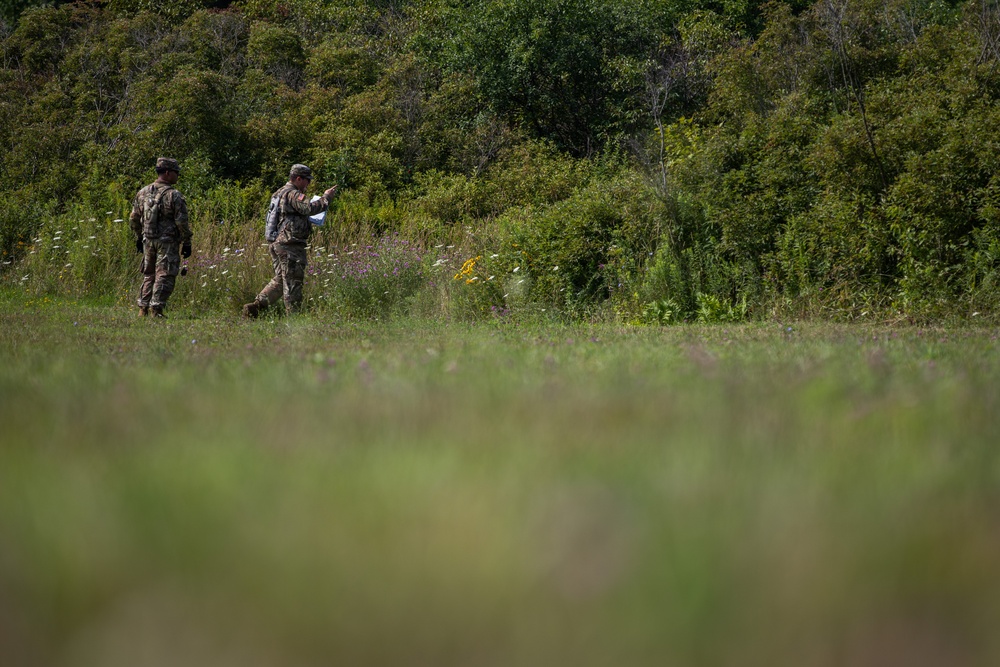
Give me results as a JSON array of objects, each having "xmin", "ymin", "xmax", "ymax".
[
  {"xmin": 256, "ymin": 242, "xmax": 307, "ymax": 314},
  {"xmin": 138, "ymin": 238, "xmax": 180, "ymax": 308}
]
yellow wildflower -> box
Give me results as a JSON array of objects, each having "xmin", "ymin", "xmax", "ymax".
[{"xmin": 453, "ymin": 255, "xmax": 481, "ymax": 281}]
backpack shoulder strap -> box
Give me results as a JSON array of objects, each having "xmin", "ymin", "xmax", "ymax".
[{"xmin": 148, "ymin": 183, "xmax": 169, "ymax": 207}]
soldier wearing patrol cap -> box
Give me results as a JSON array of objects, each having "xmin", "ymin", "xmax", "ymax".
[
  {"xmin": 129, "ymin": 157, "xmax": 192, "ymax": 318},
  {"xmin": 243, "ymin": 163, "xmax": 337, "ymax": 318}
]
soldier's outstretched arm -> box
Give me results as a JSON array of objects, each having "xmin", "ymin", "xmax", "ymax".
[{"xmin": 288, "ymin": 190, "xmax": 331, "ymax": 216}]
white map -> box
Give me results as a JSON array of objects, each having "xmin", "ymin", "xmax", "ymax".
[{"xmin": 309, "ymin": 195, "xmax": 326, "ymax": 226}]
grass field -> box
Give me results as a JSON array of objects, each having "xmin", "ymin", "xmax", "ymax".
[{"xmin": 2, "ymin": 291, "xmax": 1000, "ymax": 666}]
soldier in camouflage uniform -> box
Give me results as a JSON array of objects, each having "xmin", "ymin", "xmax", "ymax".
[
  {"xmin": 129, "ymin": 157, "xmax": 192, "ymax": 318},
  {"xmin": 243, "ymin": 164, "xmax": 337, "ymax": 318}
]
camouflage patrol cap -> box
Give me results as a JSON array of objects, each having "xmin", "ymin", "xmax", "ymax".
[
  {"xmin": 156, "ymin": 157, "xmax": 181, "ymax": 172},
  {"xmin": 289, "ymin": 164, "xmax": 313, "ymax": 179}
]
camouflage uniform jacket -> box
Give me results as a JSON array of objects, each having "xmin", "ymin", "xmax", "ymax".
[
  {"xmin": 272, "ymin": 182, "xmax": 331, "ymax": 247},
  {"xmin": 129, "ymin": 181, "xmax": 191, "ymax": 243}
]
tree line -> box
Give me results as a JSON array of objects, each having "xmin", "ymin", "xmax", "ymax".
[{"xmin": 2, "ymin": 0, "xmax": 998, "ymax": 321}]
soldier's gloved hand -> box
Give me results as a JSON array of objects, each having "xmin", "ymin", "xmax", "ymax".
[
  {"xmin": 182, "ymin": 243, "xmax": 192, "ymax": 259},
  {"xmin": 135, "ymin": 238, "xmax": 143, "ymax": 254}
]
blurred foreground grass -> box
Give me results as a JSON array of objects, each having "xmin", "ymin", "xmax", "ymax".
[{"xmin": 2, "ymin": 292, "xmax": 1000, "ymax": 666}]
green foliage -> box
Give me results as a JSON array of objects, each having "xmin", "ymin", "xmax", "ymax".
[
  {"xmin": 3, "ymin": 0, "xmax": 1000, "ymax": 321},
  {"xmin": 6, "ymin": 5, "xmax": 75, "ymax": 74},
  {"xmin": 106, "ymin": 0, "xmax": 217, "ymax": 21},
  {"xmin": 406, "ymin": 139, "xmax": 594, "ymax": 227},
  {"xmin": 642, "ymin": 296, "xmax": 683, "ymax": 324},
  {"xmin": 452, "ymin": 0, "xmax": 671, "ymax": 154},
  {"xmin": 247, "ymin": 21, "xmax": 304, "ymax": 87},
  {"xmin": 178, "ymin": 9, "xmax": 249, "ymax": 75},
  {"xmin": 306, "ymin": 38, "xmax": 381, "ymax": 93},
  {"xmin": 500, "ymin": 169, "xmax": 663, "ymax": 315},
  {"xmin": 652, "ymin": 0, "xmax": 1000, "ymax": 319},
  {"xmin": 695, "ymin": 291, "xmax": 747, "ymax": 323},
  {"xmin": 641, "ymin": 240, "xmax": 730, "ymax": 318},
  {"xmin": 0, "ymin": 194, "xmax": 57, "ymax": 270}
]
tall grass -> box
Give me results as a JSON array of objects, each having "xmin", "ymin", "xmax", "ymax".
[
  {"xmin": 1, "ymin": 191, "xmax": 497, "ymax": 319},
  {"xmin": 3, "ymin": 294, "xmax": 1000, "ymax": 666}
]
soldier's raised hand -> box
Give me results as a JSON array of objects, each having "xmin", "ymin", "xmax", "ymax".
[{"xmin": 324, "ymin": 185, "xmax": 338, "ymax": 199}]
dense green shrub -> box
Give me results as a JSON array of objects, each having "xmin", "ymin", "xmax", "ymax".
[
  {"xmin": 451, "ymin": 0, "xmax": 671, "ymax": 155},
  {"xmin": 498, "ymin": 170, "xmax": 664, "ymax": 316}
]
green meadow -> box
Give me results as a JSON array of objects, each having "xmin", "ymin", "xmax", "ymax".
[{"xmin": 2, "ymin": 291, "xmax": 1000, "ymax": 666}]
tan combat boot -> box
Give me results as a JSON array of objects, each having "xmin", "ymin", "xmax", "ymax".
[
  {"xmin": 139, "ymin": 306, "xmax": 149, "ymax": 317},
  {"xmin": 151, "ymin": 305, "xmax": 166, "ymax": 318}
]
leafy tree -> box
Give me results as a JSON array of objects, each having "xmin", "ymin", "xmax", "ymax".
[
  {"xmin": 0, "ymin": 0, "xmax": 71, "ymax": 26},
  {"xmin": 452, "ymin": 0, "xmax": 672, "ymax": 155}
]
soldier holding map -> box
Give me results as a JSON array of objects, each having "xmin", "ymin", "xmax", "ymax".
[{"xmin": 243, "ymin": 164, "xmax": 336, "ymax": 318}]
